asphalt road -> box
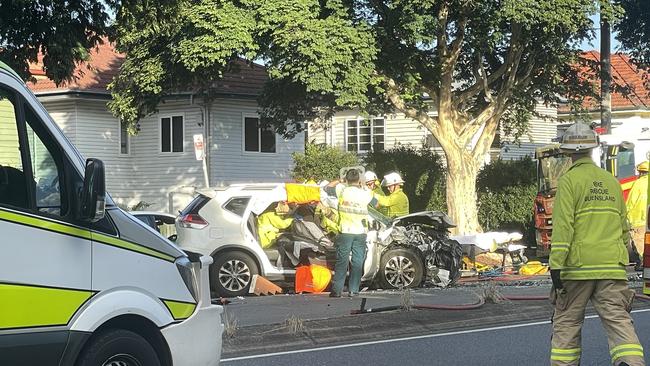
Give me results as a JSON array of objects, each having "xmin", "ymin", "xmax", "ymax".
[{"xmin": 221, "ymin": 309, "xmax": 650, "ymax": 366}]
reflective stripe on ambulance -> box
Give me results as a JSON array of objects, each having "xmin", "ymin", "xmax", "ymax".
[
  {"xmin": 0, "ymin": 208, "xmax": 175, "ymax": 262},
  {"xmin": 0, "ymin": 207, "xmax": 194, "ymax": 330}
]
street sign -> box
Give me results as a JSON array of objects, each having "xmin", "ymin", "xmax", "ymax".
[{"xmin": 193, "ymin": 134, "xmax": 205, "ymax": 161}]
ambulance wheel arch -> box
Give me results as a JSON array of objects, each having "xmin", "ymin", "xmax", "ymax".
[
  {"xmin": 69, "ymin": 288, "xmax": 175, "ymax": 332},
  {"xmin": 67, "ymin": 290, "xmax": 176, "ymax": 366},
  {"xmin": 210, "ymin": 247, "xmax": 260, "ymax": 297}
]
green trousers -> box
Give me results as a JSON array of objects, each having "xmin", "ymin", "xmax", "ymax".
[{"xmin": 331, "ymin": 233, "xmax": 367, "ymax": 295}]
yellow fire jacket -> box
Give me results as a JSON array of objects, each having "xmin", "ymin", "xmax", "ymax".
[
  {"xmin": 257, "ymin": 212, "xmax": 293, "ymax": 249},
  {"xmin": 550, "ymin": 157, "xmax": 630, "ymax": 280},
  {"xmin": 626, "ymin": 174, "xmax": 648, "ymax": 228},
  {"xmin": 375, "ymin": 188, "xmax": 409, "ymax": 218}
]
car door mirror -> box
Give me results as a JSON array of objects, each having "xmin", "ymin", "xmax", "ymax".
[{"xmin": 79, "ymin": 158, "xmax": 106, "ymax": 222}]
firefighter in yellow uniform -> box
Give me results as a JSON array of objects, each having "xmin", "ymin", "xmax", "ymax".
[
  {"xmin": 375, "ymin": 172, "xmax": 409, "ymax": 218},
  {"xmin": 257, "ymin": 204, "xmax": 294, "ymax": 249},
  {"xmin": 364, "ymin": 171, "xmax": 388, "ymax": 216},
  {"xmin": 626, "ymin": 161, "xmax": 648, "ymax": 258},
  {"xmin": 550, "ymin": 123, "xmax": 644, "ymax": 366}
]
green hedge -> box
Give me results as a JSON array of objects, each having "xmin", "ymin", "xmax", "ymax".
[
  {"xmin": 291, "ymin": 144, "xmax": 359, "ymax": 181},
  {"xmin": 364, "ymin": 145, "xmax": 446, "ymax": 212},
  {"xmin": 476, "ymin": 157, "xmax": 537, "ymax": 243}
]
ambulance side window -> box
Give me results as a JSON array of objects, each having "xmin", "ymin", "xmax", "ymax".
[
  {"xmin": 0, "ymin": 86, "xmax": 66, "ymax": 217},
  {"xmin": 0, "ymin": 88, "xmax": 28, "ymax": 209},
  {"xmin": 24, "ymin": 106, "xmax": 65, "ymax": 216}
]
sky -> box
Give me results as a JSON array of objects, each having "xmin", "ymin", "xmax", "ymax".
[{"xmin": 580, "ymin": 14, "xmax": 622, "ymax": 52}]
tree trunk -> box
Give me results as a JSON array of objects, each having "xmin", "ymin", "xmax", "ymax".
[{"xmin": 444, "ymin": 148, "xmax": 481, "ymax": 235}]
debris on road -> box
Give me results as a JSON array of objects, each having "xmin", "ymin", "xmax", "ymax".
[{"xmin": 250, "ymin": 275, "xmax": 283, "ymax": 296}]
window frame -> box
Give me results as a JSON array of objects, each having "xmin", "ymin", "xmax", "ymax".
[
  {"xmin": 344, "ymin": 117, "xmax": 386, "ymax": 153},
  {"xmin": 241, "ymin": 113, "xmax": 277, "ymax": 154},
  {"xmin": 0, "ymin": 87, "xmax": 71, "ymax": 220},
  {"xmin": 222, "ymin": 196, "xmax": 251, "ymax": 217},
  {"xmin": 118, "ymin": 121, "xmax": 130, "ymax": 156},
  {"xmin": 159, "ymin": 114, "xmax": 186, "ymax": 154}
]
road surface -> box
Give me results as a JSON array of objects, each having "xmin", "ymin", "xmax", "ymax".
[{"xmin": 222, "ymin": 309, "xmax": 650, "ymax": 366}]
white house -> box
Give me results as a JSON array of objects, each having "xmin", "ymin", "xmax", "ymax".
[
  {"xmin": 307, "ymin": 104, "xmax": 558, "ymax": 162},
  {"xmin": 28, "ymin": 43, "xmax": 304, "ymax": 212},
  {"xmin": 558, "ymin": 51, "xmax": 650, "ymax": 140}
]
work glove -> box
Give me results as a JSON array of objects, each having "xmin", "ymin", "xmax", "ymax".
[{"xmin": 550, "ymin": 269, "xmax": 563, "ymax": 290}]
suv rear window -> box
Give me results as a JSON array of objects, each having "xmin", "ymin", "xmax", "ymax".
[
  {"xmin": 223, "ymin": 197, "xmax": 250, "ymax": 217},
  {"xmin": 180, "ymin": 194, "xmax": 211, "ymax": 216}
]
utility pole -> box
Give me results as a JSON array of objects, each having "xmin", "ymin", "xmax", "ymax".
[{"xmin": 600, "ymin": 10, "xmax": 612, "ymax": 134}]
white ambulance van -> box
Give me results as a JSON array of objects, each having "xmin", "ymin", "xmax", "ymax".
[{"xmin": 0, "ymin": 61, "xmax": 223, "ymax": 365}]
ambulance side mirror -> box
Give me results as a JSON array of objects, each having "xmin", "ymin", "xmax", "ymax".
[{"xmin": 79, "ymin": 158, "xmax": 106, "ymax": 223}]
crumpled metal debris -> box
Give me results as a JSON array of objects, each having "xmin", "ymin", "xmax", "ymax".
[{"xmin": 390, "ymin": 223, "xmax": 463, "ymax": 288}]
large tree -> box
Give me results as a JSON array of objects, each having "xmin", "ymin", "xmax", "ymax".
[
  {"xmin": 110, "ymin": 0, "xmax": 603, "ymax": 233},
  {"xmin": 615, "ymin": 0, "xmax": 650, "ymax": 66},
  {"xmin": 0, "ymin": 0, "xmax": 112, "ymax": 85}
]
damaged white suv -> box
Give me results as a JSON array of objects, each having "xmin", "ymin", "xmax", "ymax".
[{"xmin": 175, "ymin": 183, "xmax": 462, "ymax": 297}]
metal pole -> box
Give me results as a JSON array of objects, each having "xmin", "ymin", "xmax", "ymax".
[{"xmin": 600, "ymin": 13, "xmax": 612, "ymax": 134}]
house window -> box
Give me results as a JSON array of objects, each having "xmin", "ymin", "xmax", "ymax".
[
  {"xmin": 244, "ymin": 116, "xmax": 276, "ymax": 153},
  {"xmin": 161, "ymin": 116, "xmax": 184, "ymax": 153},
  {"xmin": 346, "ymin": 118, "xmax": 385, "ymax": 152},
  {"xmin": 119, "ymin": 122, "xmax": 129, "ymax": 155},
  {"xmin": 424, "ymin": 132, "xmax": 441, "ymax": 149}
]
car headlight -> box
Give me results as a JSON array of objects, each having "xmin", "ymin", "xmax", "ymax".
[{"xmin": 175, "ymin": 257, "xmax": 199, "ymax": 302}]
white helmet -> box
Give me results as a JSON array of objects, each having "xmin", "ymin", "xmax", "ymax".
[
  {"xmin": 560, "ymin": 123, "xmax": 599, "ymax": 152},
  {"xmin": 382, "ymin": 172, "xmax": 404, "ymax": 187},
  {"xmin": 364, "ymin": 171, "xmax": 378, "ymax": 183}
]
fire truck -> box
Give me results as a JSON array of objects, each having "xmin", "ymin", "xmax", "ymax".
[{"xmin": 533, "ymin": 133, "xmax": 649, "ymax": 258}]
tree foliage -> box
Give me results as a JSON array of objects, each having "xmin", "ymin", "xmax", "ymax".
[
  {"xmin": 109, "ymin": 0, "xmax": 605, "ymax": 233},
  {"xmin": 291, "ymin": 143, "xmax": 359, "ymax": 182},
  {"xmin": 615, "ymin": 0, "xmax": 650, "ymax": 67},
  {"xmin": 0, "ymin": 0, "xmax": 112, "ymax": 85}
]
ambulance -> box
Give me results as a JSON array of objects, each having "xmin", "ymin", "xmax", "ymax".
[{"xmin": 0, "ymin": 62, "xmax": 223, "ymax": 365}]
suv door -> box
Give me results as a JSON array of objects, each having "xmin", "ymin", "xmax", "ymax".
[{"xmin": 0, "ymin": 85, "xmax": 93, "ymax": 365}]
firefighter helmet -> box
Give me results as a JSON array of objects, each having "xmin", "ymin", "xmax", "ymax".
[
  {"xmin": 560, "ymin": 123, "xmax": 599, "ymax": 152},
  {"xmin": 637, "ymin": 161, "xmax": 649, "ymax": 173},
  {"xmin": 382, "ymin": 172, "xmax": 405, "ymax": 186},
  {"xmin": 364, "ymin": 171, "xmax": 378, "ymax": 183}
]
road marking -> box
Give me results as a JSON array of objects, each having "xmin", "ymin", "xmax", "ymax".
[{"xmin": 221, "ymin": 308, "xmax": 650, "ymax": 363}]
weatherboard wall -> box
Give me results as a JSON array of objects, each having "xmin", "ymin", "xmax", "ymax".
[{"xmin": 39, "ymin": 97, "xmax": 303, "ymax": 213}]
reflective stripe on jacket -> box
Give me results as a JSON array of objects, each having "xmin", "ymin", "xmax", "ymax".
[
  {"xmin": 375, "ymin": 188, "xmax": 409, "ymax": 218},
  {"xmin": 257, "ymin": 211, "xmax": 293, "ymax": 248},
  {"xmin": 626, "ymin": 174, "xmax": 648, "ymax": 228},
  {"xmin": 550, "ymin": 157, "xmax": 630, "ymax": 280},
  {"xmin": 337, "ymin": 185, "xmax": 372, "ymax": 234}
]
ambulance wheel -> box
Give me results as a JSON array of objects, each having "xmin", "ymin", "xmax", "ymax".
[
  {"xmin": 379, "ymin": 248, "xmax": 423, "ymax": 289},
  {"xmin": 77, "ymin": 329, "xmax": 160, "ymax": 366},
  {"xmin": 211, "ymin": 251, "xmax": 258, "ymax": 297}
]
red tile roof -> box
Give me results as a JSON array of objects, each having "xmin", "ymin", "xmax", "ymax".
[
  {"xmin": 560, "ymin": 51, "xmax": 649, "ymax": 113},
  {"xmin": 28, "ymin": 41, "xmax": 124, "ymax": 94},
  {"xmin": 27, "ymin": 41, "xmax": 267, "ymax": 97}
]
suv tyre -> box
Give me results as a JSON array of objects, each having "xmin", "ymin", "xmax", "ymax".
[
  {"xmin": 378, "ymin": 248, "xmax": 424, "ymax": 289},
  {"xmin": 211, "ymin": 251, "xmax": 259, "ymax": 297}
]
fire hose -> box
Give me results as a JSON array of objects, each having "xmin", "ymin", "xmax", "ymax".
[{"xmin": 350, "ymin": 291, "xmax": 650, "ymax": 315}]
